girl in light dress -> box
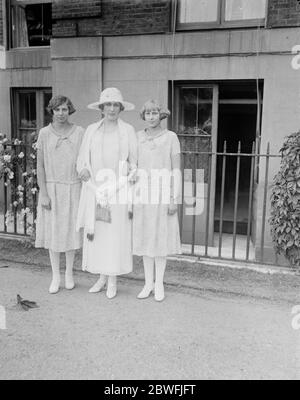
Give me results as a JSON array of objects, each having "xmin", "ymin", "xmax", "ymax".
[
  {"xmin": 35, "ymin": 95, "xmax": 84, "ymax": 294},
  {"xmin": 133, "ymin": 100, "xmax": 182, "ymax": 302}
]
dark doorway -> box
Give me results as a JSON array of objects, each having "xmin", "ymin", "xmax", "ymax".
[{"xmin": 214, "ymin": 82, "xmax": 262, "ymax": 234}]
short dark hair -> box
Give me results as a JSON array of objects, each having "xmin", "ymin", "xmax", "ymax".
[{"xmin": 47, "ymin": 95, "xmax": 76, "ymax": 115}]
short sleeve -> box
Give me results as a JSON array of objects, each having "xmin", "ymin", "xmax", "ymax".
[
  {"xmin": 36, "ymin": 129, "xmax": 45, "ymax": 152},
  {"xmin": 171, "ymin": 133, "xmax": 181, "ymax": 156}
]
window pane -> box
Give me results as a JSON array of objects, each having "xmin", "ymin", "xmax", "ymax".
[
  {"xmin": 11, "ymin": 5, "xmax": 29, "ymax": 47},
  {"xmin": 179, "ymin": 0, "xmax": 219, "ymax": 23},
  {"xmin": 26, "ymin": 4, "xmax": 52, "ymax": 46},
  {"xmin": 10, "ymin": 3, "xmax": 52, "ymax": 47},
  {"xmin": 177, "ymin": 87, "xmax": 213, "ymax": 180},
  {"xmin": 225, "ymin": 0, "xmax": 266, "ymax": 21},
  {"xmin": 179, "ymin": 87, "xmax": 213, "ymax": 136},
  {"xmin": 18, "ymin": 92, "xmax": 36, "ymax": 129},
  {"xmin": 43, "ymin": 92, "xmax": 52, "ymax": 127}
]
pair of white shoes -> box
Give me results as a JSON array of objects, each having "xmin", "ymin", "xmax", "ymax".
[
  {"xmin": 49, "ymin": 275, "xmax": 75, "ymax": 294},
  {"xmin": 137, "ymin": 283, "xmax": 165, "ymax": 302},
  {"xmin": 89, "ymin": 278, "xmax": 117, "ymax": 299}
]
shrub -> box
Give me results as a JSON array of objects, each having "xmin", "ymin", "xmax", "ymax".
[{"xmin": 270, "ymin": 130, "xmax": 300, "ymax": 268}]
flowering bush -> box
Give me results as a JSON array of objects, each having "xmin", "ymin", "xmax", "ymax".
[{"xmin": 0, "ymin": 132, "xmax": 38, "ymax": 245}]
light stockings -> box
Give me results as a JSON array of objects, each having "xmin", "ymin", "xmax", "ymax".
[
  {"xmin": 65, "ymin": 250, "xmax": 76, "ymax": 290},
  {"xmin": 154, "ymin": 256, "xmax": 166, "ymax": 301},
  {"xmin": 138, "ymin": 256, "xmax": 166, "ymax": 301},
  {"xmin": 49, "ymin": 250, "xmax": 60, "ymax": 294},
  {"xmin": 137, "ymin": 256, "xmax": 155, "ymax": 298},
  {"xmin": 49, "ymin": 250, "xmax": 76, "ymax": 293},
  {"xmin": 105, "ymin": 275, "xmax": 116, "ymax": 299}
]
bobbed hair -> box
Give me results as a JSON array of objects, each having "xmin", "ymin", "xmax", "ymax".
[
  {"xmin": 140, "ymin": 100, "xmax": 171, "ymax": 121},
  {"xmin": 47, "ymin": 95, "xmax": 76, "ymax": 115}
]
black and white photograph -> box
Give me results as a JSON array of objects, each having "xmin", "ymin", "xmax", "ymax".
[{"xmin": 0, "ymin": 0, "xmax": 300, "ymax": 382}]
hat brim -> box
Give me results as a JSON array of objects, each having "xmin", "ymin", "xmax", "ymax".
[{"xmin": 87, "ymin": 101, "xmax": 135, "ymax": 111}]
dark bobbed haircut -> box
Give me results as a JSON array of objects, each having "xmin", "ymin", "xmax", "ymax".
[
  {"xmin": 98, "ymin": 102, "xmax": 125, "ymax": 112},
  {"xmin": 47, "ymin": 95, "xmax": 76, "ymax": 115},
  {"xmin": 140, "ymin": 100, "xmax": 171, "ymax": 121}
]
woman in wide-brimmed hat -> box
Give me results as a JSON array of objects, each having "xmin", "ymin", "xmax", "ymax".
[
  {"xmin": 35, "ymin": 95, "xmax": 84, "ymax": 294},
  {"xmin": 76, "ymin": 87, "xmax": 137, "ymax": 299}
]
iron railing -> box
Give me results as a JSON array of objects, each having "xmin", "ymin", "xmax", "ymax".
[
  {"xmin": 0, "ymin": 142, "xmax": 37, "ymax": 236},
  {"xmin": 179, "ymin": 141, "xmax": 281, "ymax": 265},
  {"xmin": 0, "ymin": 141, "xmax": 282, "ymax": 265}
]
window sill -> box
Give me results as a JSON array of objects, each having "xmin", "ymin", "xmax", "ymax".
[
  {"xmin": 177, "ymin": 20, "xmax": 266, "ymax": 31},
  {"xmin": 8, "ymin": 46, "xmax": 51, "ymax": 51}
]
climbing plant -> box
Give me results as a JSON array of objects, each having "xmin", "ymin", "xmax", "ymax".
[{"xmin": 270, "ymin": 130, "xmax": 300, "ymax": 268}]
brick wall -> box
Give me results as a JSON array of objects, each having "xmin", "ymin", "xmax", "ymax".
[
  {"xmin": 52, "ymin": 0, "xmax": 300, "ymax": 38},
  {"xmin": 52, "ymin": 0, "xmax": 102, "ymax": 20},
  {"xmin": 267, "ymin": 0, "xmax": 300, "ymax": 27},
  {"xmin": 52, "ymin": 0, "xmax": 171, "ymax": 37},
  {"xmin": 0, "ymin": 0, "xmax": 3, "ymax": 46}
]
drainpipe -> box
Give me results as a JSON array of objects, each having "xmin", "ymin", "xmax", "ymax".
[
  {"xmin": 101, "ymin": 35, "xmax": 104, "ymax": 91},
  {"xmin": 171, "ymin": 0, "xmax": 178, "ymax": 130}
]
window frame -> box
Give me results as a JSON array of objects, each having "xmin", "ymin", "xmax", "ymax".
[
  {"xmin": 176, "ymin": 0, "xmax": 268, "ymax": 31},
  {"xmin": 7, "ymin": 0, "xmax": 52, "ymax": 50},
  {"xmin": 11, "ymin": 87, "xmax": 52, "ymax": 142}
]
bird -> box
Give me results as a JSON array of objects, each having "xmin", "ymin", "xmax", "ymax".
[{"xmin": 17, "ymin": 294, "xmax": 39, "ymax": 311}]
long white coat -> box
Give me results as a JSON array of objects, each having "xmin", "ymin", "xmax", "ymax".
[
  {"xmin": 76, "ymin": 118, "xmax": 137, "ymax": 274},
  {"xmin": 76, "ymin": 118, "xmax": 137, "ymax": 235}
]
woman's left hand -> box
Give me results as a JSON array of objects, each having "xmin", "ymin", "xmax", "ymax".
[{"xmin": 168, "ymin": 202, "xmax": 178, "ymax": 216}]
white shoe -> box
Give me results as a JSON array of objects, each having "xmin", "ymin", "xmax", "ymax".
[
  {"xmin": 89, "ymin": 277, "xmax": 106, "ymax": 293},
  {"xmin": 65, "ymin": 275, "xmax": 75, "ymax": 290},
  {"xmin": 106, "ymin": 285, "xmax": 117, "ymax": 299},
  {"xmin": 137, "ymin": 285, "xmax": 153, "ymax": 299},
  {"xmin": 49, "ymin": 279, "xmax": 60, "ymax": 294},
  {"xmin": 154, "ymin": 284, "xmax": 165, "ymax": 302}
]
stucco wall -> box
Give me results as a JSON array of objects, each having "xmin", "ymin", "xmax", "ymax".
[{"xmin": 1, "ymin": 26, "xmax": 300, "ymax": 262}]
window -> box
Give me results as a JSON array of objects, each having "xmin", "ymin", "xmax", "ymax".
[
  {"xmin": 224, "ymin": 0, "xmax": 266, "ymax": 21},
  {"xmin": 8, "ymin": 0, "xmax": 52, "ymax": 48},
  {"xmin": 179, "ymin": 0, "xmax": 219, "ymax": 24},
  {"xmin": 12, "ymin": 88, "xmax": 52, "ymax": 143},
  {"xmin": 178, "ymin": 0, "xmax": 267, "ymax": 28}
]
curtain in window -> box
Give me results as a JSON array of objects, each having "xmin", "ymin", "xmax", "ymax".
[
  {"xmin": 179, "ymin": 0, "xmax": 219, "ymax": 23},
  {"xmin": 12, "ymin": 5, "xmax": 29, "ymax": 47},
  {"xmin": 225, "ymin": 0, "xmax": 266, "ymax": 21}
]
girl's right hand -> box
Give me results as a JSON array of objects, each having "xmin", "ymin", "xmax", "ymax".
[
  {"xmin": 79, "ymin": 168, "xmax": 91, "ymax": 182},
  {"xmin": 41, "ymin": 194, "xmax": 51, "ymax": 210}
]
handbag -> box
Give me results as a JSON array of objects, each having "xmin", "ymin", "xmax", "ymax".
[{"xmin": 95, "ymin": 203, "xmax": 112, "ymax": 223}]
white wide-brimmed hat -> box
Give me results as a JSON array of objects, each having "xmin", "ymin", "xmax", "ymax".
[{"xmin": 87, "ymin": 87, "xmax": 135, "ymax": 111}]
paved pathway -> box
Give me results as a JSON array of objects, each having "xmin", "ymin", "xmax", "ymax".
[{"xmin": 0, "ymin": 262, "xmax": 299, "ymax": 380}]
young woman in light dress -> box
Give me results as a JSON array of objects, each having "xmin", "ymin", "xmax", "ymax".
[
  {"xmin": 133, "ymin": 100, "xmax": 182, "ymax": 302},
  {"xmin": 35, "ymin": 95, "xmax": 84, "ymax": 294}
]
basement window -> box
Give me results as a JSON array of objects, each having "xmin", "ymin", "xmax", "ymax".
[{"xmin": 9, "ymin": 0, "xmax": 52, "ymax": 48}]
